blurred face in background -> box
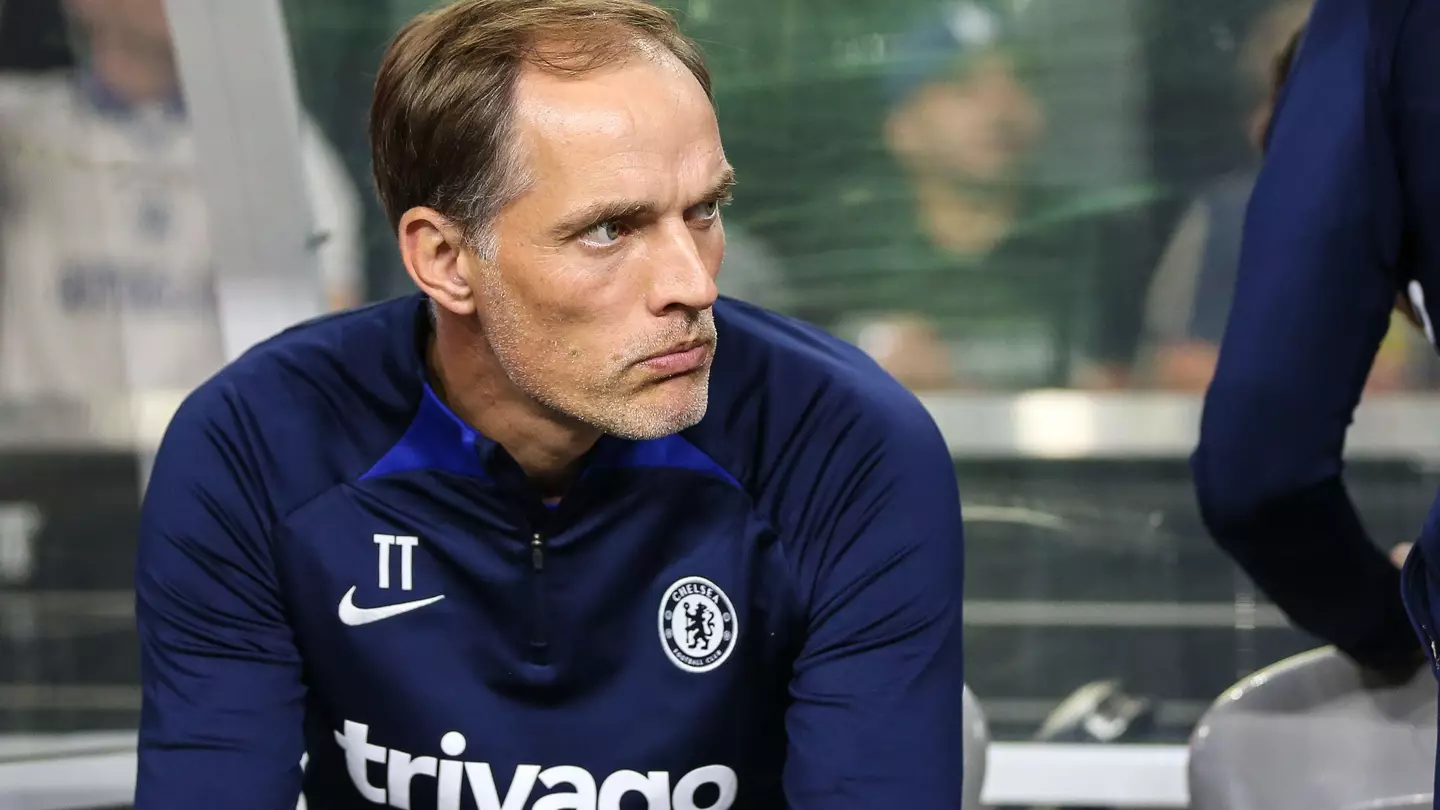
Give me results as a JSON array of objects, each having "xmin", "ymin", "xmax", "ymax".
[
  {"xmin": 886, "ymin": 51, "xmax": 1045, "ymax": 185},
  {"xmin": 64, "ymin": 0, "xmax": 172, "ymax": 54},
  {"xmin": 63, "ymin": 0, "xmax": 177, "ymax": 103},
  {"xmin": 454, "ymin": 50, "xmax": 726, "ymax": 441}
]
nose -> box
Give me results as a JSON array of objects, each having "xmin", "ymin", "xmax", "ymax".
[{"xmin": 648, "ymin": 219, "xmax": 719, "ymax": 315}]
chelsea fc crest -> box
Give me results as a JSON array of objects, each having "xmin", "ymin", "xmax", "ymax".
[{"xmin": 658, "ymin": 576, "xmax": 737, "ymax": 673}]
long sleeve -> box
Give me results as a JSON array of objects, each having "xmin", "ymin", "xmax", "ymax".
[
  {"xmin": 782, "ymin": 397, "xmax": 966, "ymax": 808},
  {"xmin": 134, "ymin": 391, "xmax": 307, "ymax": 808},
  {"xmin": 1192, "ymin": 0, "xmax": 1422, "ymax": 668}
]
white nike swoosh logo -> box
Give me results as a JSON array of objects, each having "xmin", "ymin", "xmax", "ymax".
[{"xmin": 337, "ymin": 586, "xmax": 445, "ymax": 627}]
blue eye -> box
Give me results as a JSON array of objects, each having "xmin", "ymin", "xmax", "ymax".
[
  {"xmin": 580, "ymin": 220, "xmax": 627, "ymax": 247},
  {"xmin": 691, "ymin": 200, "xmax": 721, "ymax": 221}
]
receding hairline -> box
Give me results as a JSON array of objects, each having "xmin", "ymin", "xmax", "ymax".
[
  {"xmin": 369, "ymin": 0, "xmax": 716, "ymax": 252},
  {"xmin": 492, "ymin": 21, "xmax": 714, "ymax": 117},
  {"xmin": 500, "ymin": 37, "xmax": 723, "ymax": 201},
  {"xmin": 510, "ymin": 34, "xmax": 716, "ymax": 125}
]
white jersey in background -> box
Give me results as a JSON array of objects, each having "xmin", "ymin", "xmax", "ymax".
[{"xmin": 0, "ymin": 71, "xmax": 361, "ymax": 400}]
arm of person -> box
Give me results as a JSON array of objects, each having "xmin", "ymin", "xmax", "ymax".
[
  {"xmin": 1192, "ymin": 0, "xmax": 1421, "ymax": 670},
  {"xmin": 134, "ymin": 390, "xmax": 306, "ymax": 808},
  {"xmin": 782, "ymin": 394, "xmax": 966, "ymax": 808}
]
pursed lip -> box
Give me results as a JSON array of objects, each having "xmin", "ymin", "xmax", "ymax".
[
  {"xmin": 642, "ymin": 338, "xmax": 707, "ymax": 362},
  {"xmin": 638, "ymin": 339, "xmax": 713, "ymax": 376}
]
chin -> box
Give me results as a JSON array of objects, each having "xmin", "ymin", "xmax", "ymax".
[{"xmin": 593, "ymin": 377, "xmax": 711, "ymax": 441}]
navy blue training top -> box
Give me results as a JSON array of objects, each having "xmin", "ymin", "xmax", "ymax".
[
  {"xmin": 133, "ymin": 293, "xmax": 967, "ymax": 809},
  {"xmin": 1194, "ymin": 0, "xmax": 1439, "ymax": 668}
]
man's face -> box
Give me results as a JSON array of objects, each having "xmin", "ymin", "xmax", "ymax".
[{"xmin": 469, "ymin": 49, "xmax": 728, "ymax": 441}]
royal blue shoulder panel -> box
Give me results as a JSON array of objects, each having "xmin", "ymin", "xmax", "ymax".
[{"xmin": 362, "ymin": 384, "xmax": 492, "ymax": 482}]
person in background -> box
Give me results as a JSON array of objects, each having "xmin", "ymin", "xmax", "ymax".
[
  {"xmin": 1141, "ymin": 0, "xmax": 1422, "ymax": 393},
  {"xmin": 1193, "ymin": 0, "xmax": 1440, "ymax": 676},
  {"xmin": 862, "ymin": 1, "xmax": 1043, "ymax": 390},
  {"xmin": 775, "ymin": 0, "xmax": 1044, "ymax": 391},
  {"xmin": 790, "ymin": 0, "xmax": 1154, "ymax": 392},
  {"xmin": 0, "ymin": 0, "xmax": 361, "ymax": 400}
]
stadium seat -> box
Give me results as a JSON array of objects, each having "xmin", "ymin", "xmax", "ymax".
[
  {"xmin": 1189, "ymin": 646, "xmax": 1437, "ymax": 810},
  {"xmin": 963, "ymin": 683, "xmax": 989, "ymax": 810}
]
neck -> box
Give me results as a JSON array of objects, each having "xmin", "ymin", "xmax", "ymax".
[
  {"xmin": 87, "ymin": 37, "xmax": 178, "ymax": 107},
  {"xmin": 429, "ymin": 308, "xmax": 601, "ymax": 498},
  {"xmin": 912, "ymin": 177, "xmax": 1019, "ymax": 257}
]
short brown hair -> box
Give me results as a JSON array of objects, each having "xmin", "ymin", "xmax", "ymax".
[{"xmin": 369, "ymin": 0, "xmax": 713, "ymax": 256}]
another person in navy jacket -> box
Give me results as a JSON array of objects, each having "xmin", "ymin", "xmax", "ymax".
[{"xmin": 1194, "ymin": 0, "xmax": 1438, "ymax": 674}]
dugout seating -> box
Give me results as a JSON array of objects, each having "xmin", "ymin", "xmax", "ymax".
[{"xmin": 1189, "ymin": 646, "xmax": 1436, "ymax": 810}]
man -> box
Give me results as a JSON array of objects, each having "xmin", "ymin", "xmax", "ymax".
[
  {"xmin": 803, "ymin": 0, "xmax": 1047, "ymax": 390},
  {"xmin": 782, "ymin": 0, "xmax": 1156, "ymax": 391},
  {"xmin": 134, "ymin": 1, "xmax": 966, "ymax": 808},
  {"xmin": 0, "ymin": 0, "xmax": 359, "ymax": 399},
  {"xmin": 1193, "ymin": 0, "xmax": 1437, "ymax": 681}
]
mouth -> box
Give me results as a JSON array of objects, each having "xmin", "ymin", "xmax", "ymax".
[{"xmin": 638, "ymin": 339, "xmax": 712, "ymax": 378}]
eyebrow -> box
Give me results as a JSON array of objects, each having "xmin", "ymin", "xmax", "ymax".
[{"xmin": 549, "ymin": 165, "xmax": 737, "ymax": 240}]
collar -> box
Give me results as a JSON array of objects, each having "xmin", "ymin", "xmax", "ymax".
[{"xmin": 359, "ymin": 294, "xmax": 737, "ymax": 492}]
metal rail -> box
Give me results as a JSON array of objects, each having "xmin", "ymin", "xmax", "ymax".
[{"xmin": 0, "ymin": 390, "xmax": 1432, "ymax": 459}]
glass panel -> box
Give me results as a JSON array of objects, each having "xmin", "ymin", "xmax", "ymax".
[
  {"xmin": 285, "ymin": 0, "xmax": 408, "ymax": 301},
  {"xmin": 279, "ymin": 0, "xmax": 1440, "ymax": 390},
  {"xmin": 0, "ymin": 2, "xmax": 365, "ymax": 800},
  {"xmin": 0, "ymin": 0, "xmax": 370, "ymax": 745},
  {"xmin": 0, "ymin": 0, "xmax": 209, "ymax": 738}
]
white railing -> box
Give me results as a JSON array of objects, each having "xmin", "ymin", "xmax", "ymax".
[{"xmin": 0, "ymin": 390, "xmax": 1435, "ymax": 460}]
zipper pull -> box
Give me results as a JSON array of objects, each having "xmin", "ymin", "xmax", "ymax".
[{"xmin": 531, "ymin": 533, "xmax": 544, "ymax": 572}]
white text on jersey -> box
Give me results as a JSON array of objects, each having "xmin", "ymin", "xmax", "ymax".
[
  {"xmin": 375, "ymin": 534, "xmax": 420, "ymax": 591},
  {"xmin": 334, "ymin": 720, "xmax": 738, "ymax": 810}
]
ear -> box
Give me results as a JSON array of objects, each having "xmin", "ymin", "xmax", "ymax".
[{"xmin": 399, "ymin": 207, "xmax": 478, "ymax": 316}]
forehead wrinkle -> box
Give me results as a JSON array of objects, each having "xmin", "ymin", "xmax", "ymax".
[
  {"xmin": 507, "ymin": 54, "xmax": 724, "ymax": 231},
  {"xmin": 516, "ymin": 91, "xmax": 642, "ymax": 149}
]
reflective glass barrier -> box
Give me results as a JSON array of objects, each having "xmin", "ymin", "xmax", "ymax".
[
  {"xmin": 0, "ymin": 0, "xmax": 357, "ymax": 740},
  {"xmin": 0, "ymin": 0, "xmax": 201, "ymax": 737}
]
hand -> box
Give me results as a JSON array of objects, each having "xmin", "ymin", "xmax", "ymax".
[
  {"xmin": 1391, "ymin": 542, "xmax": 1413, "ymax": 568},
  {"xmin": 851, "ymin": 314, "xmax": 955, "ymax": 391}
]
